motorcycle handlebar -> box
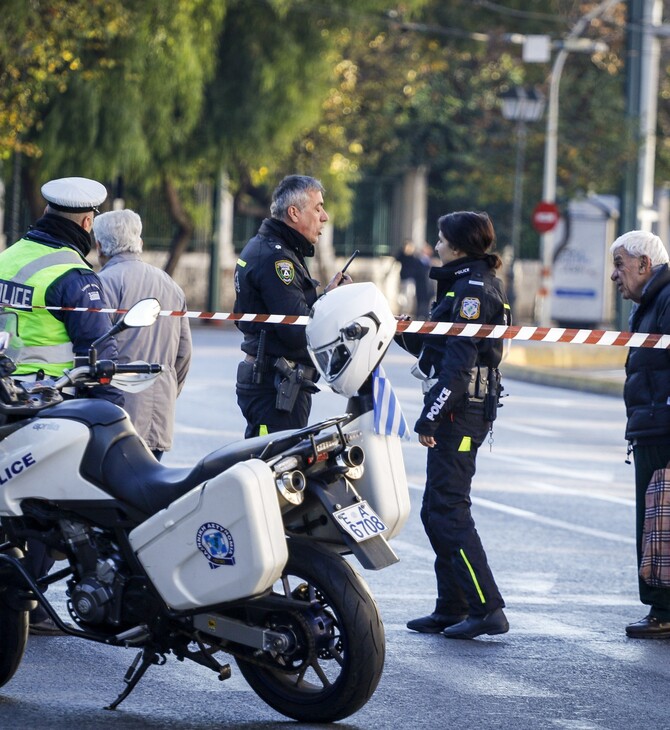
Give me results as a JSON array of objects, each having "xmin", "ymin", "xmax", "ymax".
[
  {"xmin": 51, "ymin": 361, "xmax": 162, "ymax": 390},
  {"xmin": 113, "ymin": 363, "xmax": 162, "ymax": 375}
]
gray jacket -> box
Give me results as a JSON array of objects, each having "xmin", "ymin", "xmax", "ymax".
[{"xmin": 98, "ymin": 253, "xmax": 192, "ymax": 451}]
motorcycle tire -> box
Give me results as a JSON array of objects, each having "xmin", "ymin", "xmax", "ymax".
[
  {"xmin": 235, "ymin": 538, "xmax": 385, "ymax": 723},
  {"xmin": 0, "ymin": 547, "xmax": 29, "ymax": 688}
]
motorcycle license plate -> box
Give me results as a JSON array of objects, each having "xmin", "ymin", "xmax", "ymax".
[{"xmin": 333, "ymin": 501, "xmax": 388, "ymax": 543}]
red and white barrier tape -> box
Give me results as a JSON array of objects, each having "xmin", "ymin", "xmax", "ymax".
[{"xmin": 12, "ymin": 305, "xmax": 670, "ymax": 349}]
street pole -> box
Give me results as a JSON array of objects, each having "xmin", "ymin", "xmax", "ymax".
[
  {"xmin": 536, "ymin": 49, "xmax": 567, "ymax": 325},
  {"xmin": 535, "ymin": 0, "xmax": 621, "ymax": 326},
  {"xmin": 500, "ymin": 87, "xmax": 545, "ymax": 313},
  {"xmin": 637, "ymin": 0, "xmax": 662, "ymax": 230},
  {"xmin": 616, "ymin": 0, "xmax": 663, "ymax": 328},
  {"xmin": 509, "ymin": 119, "xmax": 528, "ymax": 311}
]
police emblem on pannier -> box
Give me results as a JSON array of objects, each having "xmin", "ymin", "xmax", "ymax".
[
  {"xmin": 196, "ymin": 522, "xmax": 236, "ymax": 569},
  {"xmin": 460, "ymin": 297, "xmax": 481, "ymax": 320},
  {"xmin": 275, "ymin": 260, "xmax": 295, "ymax": 285}
]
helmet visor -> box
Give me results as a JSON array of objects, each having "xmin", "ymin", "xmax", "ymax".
[{"xmin": 313, "ymin": 341, "xmax": 353, "ymax": 382}]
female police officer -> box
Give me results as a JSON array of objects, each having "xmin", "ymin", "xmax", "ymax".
[{"xmin": 397, "ymin": 211, "xmax": 511, "ymax": 639}]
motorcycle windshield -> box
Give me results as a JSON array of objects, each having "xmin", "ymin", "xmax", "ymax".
[{"xmin": 0, "ymin": 309, "xmax": 24, "ymax": 363}]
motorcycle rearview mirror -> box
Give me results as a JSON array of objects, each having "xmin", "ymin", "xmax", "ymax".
[
  {"xmin": 90, "ymin": 298, "xmax": 162, "ymax": 350},
  {"xmin": 121, "ymin": 298, "xmax": 162, "ymax": 329}
]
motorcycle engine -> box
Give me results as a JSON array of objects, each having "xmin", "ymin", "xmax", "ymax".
[
  {"xmin": 69, "ymin": 556, "xmax": 121, "ymax": 624},
  {"xmin": 62, "ymin": 520, "xmax": 126, "ymax": 626}
]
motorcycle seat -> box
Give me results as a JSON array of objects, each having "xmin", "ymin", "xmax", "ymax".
[
  {"xmin": 99, "ymin": 429, "xmax": 301, "ymax": 517},
  {"xmin": 37, "ymin": 399, "xmax": 304, "ymax": 518}
]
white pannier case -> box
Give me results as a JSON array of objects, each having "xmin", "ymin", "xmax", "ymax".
[{"xmin": 129, "ymin": 460, "xmax": 288, "ymax": 610}]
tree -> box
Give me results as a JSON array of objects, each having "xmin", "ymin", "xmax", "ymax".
[
  {"xmin": 6, "ymin": 0, "xmax": 670, "ymax": 270},
  {"xmin": 162, "ymin": 0, "xmax": 430, "ymax": 269},
  {"xmin": 0, "ymin": 0, "xmax": 129, "ymax": 160},
  {"xmin": 14, "ymin": 2, "xmax": 225, "ymax": 237},
  {"xmin": 281, "ymin": 0, "xmax": 635, "ymax": 255}
]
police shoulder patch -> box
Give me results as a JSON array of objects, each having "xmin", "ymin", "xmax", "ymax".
[
  {"xmin": 460, "ymin": 296, "xmax": 481, "ymax": 320},
  {"xmin": 275, "ymin": 259, "xmax": 295, "ymax": 285}
]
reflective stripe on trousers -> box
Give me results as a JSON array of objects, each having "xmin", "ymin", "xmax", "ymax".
[{"xmin": 421, "ymin": 404, "xmax": 505, "ymax": 616}]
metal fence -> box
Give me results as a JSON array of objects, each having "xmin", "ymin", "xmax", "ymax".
[{"xmin": 2, "ymin": 169, "xmax": 400, "ymax": 260}]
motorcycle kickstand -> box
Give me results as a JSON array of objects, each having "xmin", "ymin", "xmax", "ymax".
[{"xmin": 104, "ymin": 646, "xmax": 166, "ymax": 711}]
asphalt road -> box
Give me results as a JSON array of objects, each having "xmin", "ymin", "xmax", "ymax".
[{"xmin": 0, "ymin": 326, "xmax": 667, "ymax": 730}]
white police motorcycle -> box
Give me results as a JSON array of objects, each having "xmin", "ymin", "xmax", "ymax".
[{"xmin": 0, "ymin": 284, "xmax": 409, "ymax": 723}]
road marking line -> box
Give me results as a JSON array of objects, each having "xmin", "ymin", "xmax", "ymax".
[
  {"xmin": 472, "ymin": 496, "xmax": 635, "ymax": 544},
  {"xmin": 529, "ymin": 480, "xmax": 635, "ymax": 506},
  {"xmin": 497, "ymin": 422, "xmax": 561, "ymax": 437},
  {"xmin": 406, "ymin": 483, "xmax": 635, "ymax": 544},
  {"xmin": 485, "ymin": 452, "xmax": 617, "ymax": 483}
]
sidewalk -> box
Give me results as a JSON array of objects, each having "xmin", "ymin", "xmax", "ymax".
[{"xmin": 502, "ymin": 340, "xmax": 627, "ymax": 397}]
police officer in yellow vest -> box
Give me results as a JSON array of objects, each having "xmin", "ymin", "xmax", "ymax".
[
  {"xmin": 0, "ymin": 177, "xmax": 120, "ymax": 385},
  {"xmin": 0, "ymin": 176, "xmax": 121, "ymax": 635}
]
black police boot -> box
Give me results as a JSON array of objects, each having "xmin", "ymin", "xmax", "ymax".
[
  {"xmin": 407, "ymin": 612, "xmax": 468, "ymax": 634},
  {"xmin": 442, "ymin": 608, "xmax": 509, "ymax": 639}
]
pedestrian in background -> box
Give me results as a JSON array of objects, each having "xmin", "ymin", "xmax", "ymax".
[
  {"xmin": 414, "ymin": 242, "xmax": 436, "ymax": 319},
  {"xmin": 233, "ymin": 174, "xmax": 351, "ymax": 439},
  {"xmin": 395, "ymin": 238, "xmax": 418, "ymax": 315},
  {"xmin": 397, "ymin": 211, "xmax": 511, "ymax": 639},
  {"xmin": 610, "ymin": 229, "xmax": 670, "ymax": 639},
  {"xmin": 0, "ymin": 176, "xmax": 120, "ymax": 636},
  {"xmin": 94, "ymin": 209, "xmax": 192, "ymax": 460}
]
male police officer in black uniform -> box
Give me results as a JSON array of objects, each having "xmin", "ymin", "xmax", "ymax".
[{"xmin": 234, "ymin": 175, "xmax": 351, "ymax": 438}]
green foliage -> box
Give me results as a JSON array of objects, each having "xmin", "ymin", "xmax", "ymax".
[
  {"xmin": 195, "ymin": 0, "xmax": 432, "ymax": 223},
  {"xmin": 201, "ymin": 0, "xmax": 329, "ymax": 175},
  {"xmin": 0, "ymin": 0, "xmax": 128, "ymax": 159},
  {"xmin": 300, "ymin": 0, "xmax": 636, "ymax": 250},
  {"xmin": 4, "ymin": 0, "xmax": 670, "ymax": 258},
  {"xmin": 20, "ymin": 0, "xmax": 226, "ymax": 187}
]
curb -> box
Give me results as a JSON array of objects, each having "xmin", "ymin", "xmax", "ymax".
[
  {"xmin": 506, "ymin": 341, "xmax": 627, "ymax": 369},
  {"xmin": 502, "ymin": 364, "xmax": 624, "ymax": 397}
]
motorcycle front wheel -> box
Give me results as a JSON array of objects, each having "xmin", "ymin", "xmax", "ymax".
[
  {"xmin": 235, "ymin": 539, "xmax": 385, "ymax": 723},
  {"xmin": 0, "ymin": 546, "xmax": 29, "ymax": 687}
]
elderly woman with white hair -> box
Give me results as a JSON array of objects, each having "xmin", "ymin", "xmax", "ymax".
[
  {"xmin": 610, "ymin": 229, "xmax": 670, "ymax": 639},
  {"xmin": 93, "ymin": 209, "xmax": 192, "ymax": 460}
]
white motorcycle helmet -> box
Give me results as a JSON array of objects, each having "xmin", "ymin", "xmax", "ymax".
[{"xmin": 306, "ymin": 282, "xmax": 396, "ymax": 397}]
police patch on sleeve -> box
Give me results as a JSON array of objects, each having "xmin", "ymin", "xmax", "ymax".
[
  {"xmin": 460, "ymin": 296, "xmax": 481, "ymax": 320},
  {"xmin": 275, "ymin": 260, "xmax": 295, "ymax": 285}
]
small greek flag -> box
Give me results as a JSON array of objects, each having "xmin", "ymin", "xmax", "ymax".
[{"xmin": 372, "ymin": 366, "xmax": 410, "ymax": 440}]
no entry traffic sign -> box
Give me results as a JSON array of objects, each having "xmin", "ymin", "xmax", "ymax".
[{"xmin": 531, "ymin": 201, "xmax": 560, "ymax": 233}]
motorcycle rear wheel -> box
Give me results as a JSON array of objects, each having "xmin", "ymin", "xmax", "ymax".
[
  {"xmin": 0, "ymin": 547, "xmax": 29, "ymax": 687},
  {"xmin": 235, "ymin": 539, "xmax": 385, "ymax": 723}
]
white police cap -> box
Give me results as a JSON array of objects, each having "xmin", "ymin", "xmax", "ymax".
[{"xmin": 41, "ymin": 177, "xmax": 107, "ymax": 213}]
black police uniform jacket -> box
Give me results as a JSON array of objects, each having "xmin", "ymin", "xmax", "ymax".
[
  {"xmin": 396, "ymin": 256, "xmax": 510, "ymax": 438},
  {"xmin": 234, "ymin": 218, "xmax": 319, "ymax": 367},
  {"xmin": 624, "ymin": 262, "xmax": 670, "ymax": 443}
]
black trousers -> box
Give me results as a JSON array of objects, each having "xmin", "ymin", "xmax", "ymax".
[
  {"xmin": 633, "ymin": 442, "xmax": 670, "ymax": 620},
  {"xmin": 25, "ymin": 538, "xmax": 54, "ymax": 622},
  {"xmin": 236, "ymin": 361, "xmax": 312, "ymax": 439},
  {"xmin": 421, "ymin": 404, "xmax": 505, "ymax": 617}
]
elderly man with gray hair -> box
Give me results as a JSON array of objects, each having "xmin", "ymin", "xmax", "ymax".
[
  {"xmin": 610, "ymin": 229, "xmax": 670, "ymax": 638},
  {"xmin": 93, "ymin": 209, "xmax": 192, "ymax": 460}
]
